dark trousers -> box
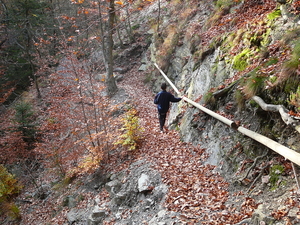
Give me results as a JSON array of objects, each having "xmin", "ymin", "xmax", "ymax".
[{"xmin": 158, "ymin": 112, "xmax": 167, "ymax": 131}]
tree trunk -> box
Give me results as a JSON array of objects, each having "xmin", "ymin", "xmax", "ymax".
[
  {"xmin": 115, "ymin": 15, "xmax": 124, "ymax": 48},
  {"xmin": 106, "ymin": 0, "xmax": 118, "ymax": 96},
  {"xmin": 157, "ymin": 0, "xmax": 161, "ymax": 34},
  {"xmin": 25, "ymin": 5, "xmax": 42, "ymax": 98},
  {"xmin": 125, "ymin": 1, "xmax": 135, "ymax": 43}
]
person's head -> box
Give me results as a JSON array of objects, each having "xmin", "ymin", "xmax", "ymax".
[{"xmin": 161, "ymin": 83, "xmax": 167, "ymax": 90}]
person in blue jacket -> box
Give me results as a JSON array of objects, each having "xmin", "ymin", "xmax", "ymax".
[{"xmin": 154, "ymin": 83, "xmax": 182, "ymax": 133}]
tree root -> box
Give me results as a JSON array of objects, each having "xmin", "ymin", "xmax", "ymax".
[
  {"xmin": 247, "ymin": 163, "xmax": 270, "ymax": 194},
  {"xmin": 212, "ymin": 81, "xmax": 238, "ymax": 98},
  {"xmin": 252, "ymin": 96, "xmax": 300, "ymax": 133},
  {"xmin": 240, "ymin": 150, "xmax": 269, "ymax": 182}
]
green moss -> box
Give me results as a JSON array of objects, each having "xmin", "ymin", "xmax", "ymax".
[
  {"xmin": 193, "ymin": 60, "xmax": 201, "ymax": 71},
  {"xmin": 269, "ymin": 164, "xmax": 284, "ymax": 191},
  {"xmin": 260, "ymin": 27, "xmax": 271, "ymax": 47},
  {"xmin": 211, "ymin": 63, "xmax": 218, "ymax": 75},
  {"xmin": 215, "ymin": 0, "xmax": 235, "ymax": 9},
  {"xmin": 232, "ymin": 48, "xmax": 251, "ymax": 71},
  {"xmin": 267, "ymin": 9, "xmax": 281, "ymax": 21}
]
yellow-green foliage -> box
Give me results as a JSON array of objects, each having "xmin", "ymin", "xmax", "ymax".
[
  {"xmin": 267, "ymin": 9, "xmax": 281, "ymax": 21},
  {"xmin": 0, "ymin": 165, "xmax": 22, "ymax": 220},
  {"xmin": 115, "ymin": 108, "xmax": 144, "ymax": 151},
  {"xmin": 6, "ymin": 203, "xmax": 21, "ymax": 220},
  {"xmin": 232, "ymin": 48, "xmax": 251, "ymax": 71},
  {"xmin": 0, "ymin": 165, "xmax": 22, "ymax": 203}
]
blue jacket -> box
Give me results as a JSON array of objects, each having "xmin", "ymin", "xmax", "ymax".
[{"xmin": 154, "ymin": 90, "xmax": 181, "ymax": 113}]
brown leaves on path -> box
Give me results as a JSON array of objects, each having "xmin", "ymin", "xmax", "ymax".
[{"xmin": 117, "ymin": 66, "xmax": 257, "ymax": 224}]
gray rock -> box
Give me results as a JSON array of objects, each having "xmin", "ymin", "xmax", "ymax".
[
  {"xmin": 114, "ymin": 74, "xmax": 124, "ymax": 82},
  {"xmin": 138, "ymin": 64, "xmax": 147, "ymax": 71},
  {"xmin": 87, "ymin": 205, "xmax": 108, "ymax": 225},
  {"xmin": 33, "ymin": 184, "xmax": 51, "ymax": 200},
  {"xmin": 67, "ymin": 208, "xmax": 87, "ymax": 224},
  {"xmin": 113, "ymin": 191, "xmax": 128, "ymax": 206},
  {"xmin": 62, "ymin": 195, "xmax": 77, "ymax": 208},
  {"xmin": 105, "ymin": 180, "xmax": 122, "ymax": 196},
  {"xmin": 138, "ymin": 173, "xmax": 150, "ymax": 192},
  {"xmin": 90, "ymin": 205, "xmax": 107, "ymax": 220},
  {"xmin": 114, "ymin": 67, "xmax": 127, "ymax": 74}
]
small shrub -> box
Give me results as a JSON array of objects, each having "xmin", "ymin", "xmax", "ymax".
[
  {"xmin": 7, "ymin": 203, "xmax": 21, "ymax": 220},
  {"xmin": 289, "ymin": 85, "xmax": 300, "ymax": 112},
  {"xmin": 0, "ymin": 165, "xmax": 23, "ymax": 220},
  {"xmin": 114, "ymin": 107, "xmax": 144, "ymax": 151},
  {"xmin": 0, "ymin": 165, "xmax": 23, "ymax": 203},
  {"xmin": 277, "ymin": 41, "xmax": 300, "ymax": 85},
  {"xmin": 242, "ymin": 68, "xmax": 266, "ymax": 98},
  {"xmin": 14, "ymin": 101, "xmax": 37, "ymax": 142}
]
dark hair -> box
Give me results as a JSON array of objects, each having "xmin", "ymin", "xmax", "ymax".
[{"xmin": 161, "ymin": 83, "xmax": 167, "ymax": 90}]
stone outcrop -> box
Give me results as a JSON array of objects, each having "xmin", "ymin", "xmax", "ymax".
[{"xmin": 65, "ymin": 160, "xmax": 181, "ymax": 224}]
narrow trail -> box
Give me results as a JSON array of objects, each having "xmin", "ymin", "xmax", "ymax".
[{"xmin": 115, "ymin": 66, "xmax": 252, "ymax": 224}]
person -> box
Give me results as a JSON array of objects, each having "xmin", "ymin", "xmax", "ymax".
[{"xmin": 154, "ymin": 82, "xmax": 182, "ymax": 133}]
